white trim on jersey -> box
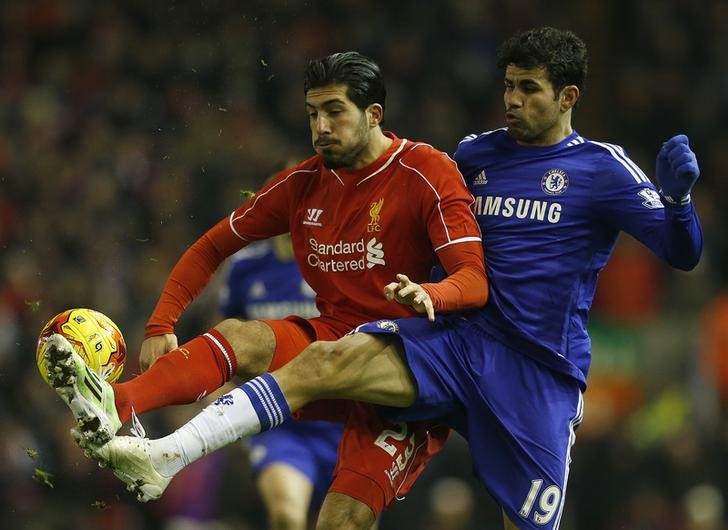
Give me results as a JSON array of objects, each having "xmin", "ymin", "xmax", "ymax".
[
  {"xmin": 553, "ymin": 392, "xmax": 584, "ymax": 530},
  {"xmin": 443, "ymin": 149, "xmax": 483, "ymax": 238},
  {"xmin": 399, "ymin": 157, "xmax": 451, "ymax": 241},
  {"xmin": 590, "ymin": 141, "xmax": 650, "ymax": 184},
  {"xmin": 446, "ymin": 150, "xmax": 482, "ymax": 227},
  {"xmin": 356, "ymin": 139, "xmax": 409, "ymax": 186},
  {"xmin": 613, "ymin": 144, "xmax": 650, "ymax": 181},
  {"xmin": 398, "ymin": 157, "xmax": 481, "ymax": 247},
  {"xmin": 458, "ymin": 128, "xmax": 507, "ymax": 146},
  {"xmin": 228, "ymin": 168, "xmax": 318, "ymax": 241},
  {"xmin": 392, "ymin": 429, "xmax": 433, "ymax": 501},
  {"xmin": 566, "ymin": 135, "xmax": 585, "ymax": 147},
  {"xmin": 329, "ymin": 170, "xmax": 345, "ymax": 185},
  {"xmin": 434, "ymin": 236, "xmax": 482, "ymax": 253}
]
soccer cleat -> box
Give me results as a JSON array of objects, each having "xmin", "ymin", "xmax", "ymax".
[
  {"xmin": 92, "ymin": 435, "xmax": 172, "ymax": 502},
  {"xmin": 44, "ymin": 333, "xmax": 122, "ymax": 447}
]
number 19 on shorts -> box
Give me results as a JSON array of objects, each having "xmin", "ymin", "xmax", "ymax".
[{"xmin": 518, "ymin": 479, "xmax": 562, "ymax": 525}]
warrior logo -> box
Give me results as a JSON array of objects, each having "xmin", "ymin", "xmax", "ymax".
[{"xmin": 303, "ymin": 208, "xmax": 324, "ymax": 226}]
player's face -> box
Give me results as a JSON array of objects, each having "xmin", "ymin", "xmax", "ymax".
[
  {"xmin": 306, "ymin": 84, "xmax": 371, "ymax": 169},
  {"xmin": 503, "ymin": 65, "xmax": 569, "ymax": 146}
]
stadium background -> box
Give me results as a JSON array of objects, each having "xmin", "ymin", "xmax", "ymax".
[{"xmin": 1, "ymin": 1, "xmax": 727, "ymax": 528}]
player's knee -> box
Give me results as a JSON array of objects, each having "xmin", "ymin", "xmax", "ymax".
[
  {"xmin": 299, "ymin": 340, "xmax": 340, "ymax": 382},
  {"xmin": 214, "ymin": 318, "xmax": 276, "ymax": 379},
  {"xmin": 309, "ymin": 334, "xmax": 397, "ymax": 394},
  {"xmin": 268, "ymin": 502, "xmax": 308, "ymax": 530},
  {"xmin": 316, "ymin": 495, "xmax": 375, "ymax": 530},
  {"xmin": 317, "ymin": 513, "xmax": 371, "ymax": 530},
  {"xmin": 502, "ymin": 511, "xmax": 523, "ymax": 530},
  {"xmin": 304, "ymin": 336, "xmax": 361, "ymax": 387}
]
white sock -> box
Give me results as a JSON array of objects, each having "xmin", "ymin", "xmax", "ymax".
[{"xmin": 150, "ymin": 387, "xmax": 261, "ymax": 476}]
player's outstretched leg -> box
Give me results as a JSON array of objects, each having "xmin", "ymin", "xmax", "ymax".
[
  {"xmin": 44, "ymin": 333, "xmax": 122, "ymax": 447},
  {"xmin": 76, "ymin": 431, "xmax": 174, "ymax": 502},
  {"xmin": 82, "ymin": 375, "xmax": 285, "ymax": 502}
]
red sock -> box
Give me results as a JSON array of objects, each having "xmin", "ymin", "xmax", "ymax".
[{"xmin": 112, "ymin": 329, "xmax": 238, "ymax": 424}]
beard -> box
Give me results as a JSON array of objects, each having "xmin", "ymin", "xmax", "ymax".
[
  {"xmin": 318, "ymin": 115, "xmax": 370, "ymax": 170},
  {"xmin": 507, "ymin": 121, "xmax": 538, "ymax": 143},
  {"xmin": 320, "ymin": 141, "xmax": 367, "ymax": 169},
  {"xmin": 507, "ymin": 108, "xmax": 560, "ymax": 145}
]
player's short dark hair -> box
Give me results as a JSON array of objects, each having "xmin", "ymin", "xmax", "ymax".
[
  {"xmin": 304, "ymin": 52, "xmax": 386, "ymax": 112},
  {"xmin": 496, "ymin": 27, "xmax": 588, "ymax": 95}
]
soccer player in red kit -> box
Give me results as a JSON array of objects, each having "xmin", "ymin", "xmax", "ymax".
[{"xmin": 45, "ymin": 52, "xmax": 487, "ymax": 522}]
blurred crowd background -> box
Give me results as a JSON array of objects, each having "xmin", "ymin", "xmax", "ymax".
[{"xmin": 2, "ymin": 1, "xmax": 728, "ymax": 529}]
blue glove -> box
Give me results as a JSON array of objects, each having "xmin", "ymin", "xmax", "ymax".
[{"xmin": 656, "ymin": 134, "xmax": 700, "ymax": 205}]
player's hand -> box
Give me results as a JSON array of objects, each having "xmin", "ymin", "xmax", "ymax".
[
  {"xmin": 139, "ymin": 333, "xmax": 178, "ymax": 372},
  {"xmin": 384, "ymin": 273, "xmax": 435, "ymax": 321},
  {"xmin": 656, "ymin": 134, "xmax": 700, "ymax": 205}
]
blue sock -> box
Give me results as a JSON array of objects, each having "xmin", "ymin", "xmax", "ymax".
[{"xmin": 240, "ymin": 373, "xmax": 292, "ymax": 431}]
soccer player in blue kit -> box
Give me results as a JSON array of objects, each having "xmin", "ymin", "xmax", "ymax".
[
  {"xmin": 86, "ymin": 27, "xmax": 702, "ymax": 530},
  {"xmin": 220, "ymin": 236, "xmax": 344, "ymax": 530}
]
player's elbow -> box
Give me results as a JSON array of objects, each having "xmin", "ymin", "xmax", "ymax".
[
  {"xmin": 672, "ymin": 258, "xmax": 700, "ymax": 272},
  {"xmin": 665, "ymin": 232, "xmax": 703, "ymax": 271},
  {"xmin": 458, "ymin": 266, "xmax": 490, "ymax": 310},
  {"xmin": 465, "ymin": 282, "xmax": 489, "ymax": 309},
  {"xmin": 479, "ymin": 281, "xmax": 490, "ymax": 306},
  {"xmin": 667, "ymin": 247, "xmax": 702, "ymax": 271},
  {"xmin": 469, "ymin": 269, "xmax": 490, "ymax": 308}
]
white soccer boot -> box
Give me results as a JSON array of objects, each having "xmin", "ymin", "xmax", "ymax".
[
  {"xmin": 91, "ymin": 434, "xmax": 173, "ymax": 502},
  {"xmin": 44, "ymin": 333, "xmax": 122, "ymax": 447}
]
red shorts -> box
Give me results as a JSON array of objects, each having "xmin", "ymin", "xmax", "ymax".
[
  {"xmin": 330, "ymin": 402, "xmax": 450, "ymax": 516},
  {"xmin": 262, "ymin": 317, "xmax": 450, "ymax": 516},
  {"xmin": 265, "ymin": 316, "xmax": 353, "ymax": 422}
]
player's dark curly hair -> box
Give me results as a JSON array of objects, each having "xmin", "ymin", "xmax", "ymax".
[
  {"xmin": 304, "ymin": 51, "xmax": 386, "ymax": 112},
  {"xmin": 496, "ymin": 27, "xmax": 588, "ymax": 96}
]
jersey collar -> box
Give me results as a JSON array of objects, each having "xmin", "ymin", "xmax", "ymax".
[
  {"xmin": 504, "ymin": 130, "xmax": 581, "ymax": 152},
  {"xmin": 329, "ymin": 132, "xmax": 405, "ymax": 186}
]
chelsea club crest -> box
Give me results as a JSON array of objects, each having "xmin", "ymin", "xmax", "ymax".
[
  {"xmin": 376, "ymin": 320, "xmax": 400, "ymax": 333},
  {"xmin": 541, "ymin": 169, "xmax": 569, "ymax": 195}
]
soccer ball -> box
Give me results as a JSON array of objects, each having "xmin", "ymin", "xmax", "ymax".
[{"xmin": 36, "ymin": 308, "xmax": 126, "ymax": 384}]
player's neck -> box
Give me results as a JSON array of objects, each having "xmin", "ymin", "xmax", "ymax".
[
  {"xmin": 349, "ymin": 129, "xmax": 393, "ymax": 170},
  {"xmin": 518, "ymin": 119, "xmax": 573, "ymax": 147},
  {"xmin": 548, "ymin": 122, "xmax": 574, "ymax": 145}
]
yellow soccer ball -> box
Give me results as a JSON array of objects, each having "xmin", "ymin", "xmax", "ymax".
[{"xmin": 36, "ymin": 308, "xmax": 126, "ymax": 384}]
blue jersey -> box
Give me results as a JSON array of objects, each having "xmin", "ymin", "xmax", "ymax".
[
  {"xmin": 220, "ymin": 240, "xmax": 319, "ymax": 321},
  {"xmin": 455, "ymin": 129, "xmax": 702, "ymax": 388}
]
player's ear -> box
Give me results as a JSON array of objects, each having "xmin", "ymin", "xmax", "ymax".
[
  {"xmin": 560, "ymin": 85, "xmax": 579, "ymax": 111},
  {"xmin": 366, "ymin": 104, "xmax": 383, "ymax": 127}
]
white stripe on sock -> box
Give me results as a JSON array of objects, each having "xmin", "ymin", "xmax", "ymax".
[
  {"xmin": 249, "ymin": 377, "xmax": 282, "ymax": 427},
  {"xmin": 247, "ymin": 379, "xmax": 277, "ymax": 427}
]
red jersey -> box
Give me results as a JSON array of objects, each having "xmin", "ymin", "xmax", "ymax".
[{"xmin": 145, "ymin": 133, "xmax": 482, "ymax": 338}]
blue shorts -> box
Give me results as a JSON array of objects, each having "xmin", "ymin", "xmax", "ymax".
[
  {"xmin": 357, "ymin": 316, "xmax": 583, "ymax": 530},
  {"xmin": 248, "ymin": 419, "xmax": 344, "ymax": 510}
]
